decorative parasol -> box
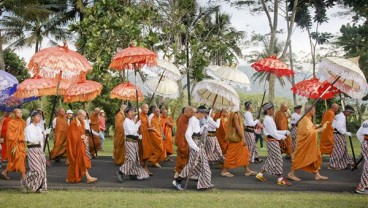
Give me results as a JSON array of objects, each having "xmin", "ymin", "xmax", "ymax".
[
  {"xmin": 319, "ymin": 57, "xmax": 368, "ymax": 99},
  {"xmin": 13, "ymin": 75, "xmax": 57, "ymax": 98},
  {"xmin": 64, "ymin": 73, "xmax": 102, "ymax": 103},
  {"xmin": 206, "ymin": 65, "xmax": 251, "ymax": 90},
  {"xmin": 0, "ymin": 70, "xmax": 18, "ymax": 97},
  {"xmin": 291, "ymin": 78, "xmax": 339, "ymax": 100},
  {"xmin": 251, "ymin": 55, "xmax": 294, "ymax": 77},
  {"xmin": 192, "ymin": 79, "xmax": 240, "ymax": 111},
  {"xmin": 0, "ymin": 96, "xmax": 38, "ymax": 112},
  {"xmin": 28, "ymin": 42, "xmax": 92, "ymax": 80},
  {"xmin": 110, "ymin": 82, "xmax": 144, "ymax": 101},
  {"xmin": 141, "ymin": 59, "xmax": 181, "ymax": 81},
  {"xmin": 144, "ymin": 77, "xmax": 179, "ymax": 100}
]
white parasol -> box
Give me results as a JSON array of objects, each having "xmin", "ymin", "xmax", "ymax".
[
  {"xmin": 206, "ymin": 65, "xmax": 251, "ymax": 90},
  {"xmin": 142, "ymin": 59, "xmax": 181, "ymax": 81},
  {"xmin": 319, "ymin": 57, "xmax": 368, "ymax": 99},
  {"xmin": 192, "ymin": 79, "xmax": 240, "ymax": 111},
  {"xmin": 144, "ymin": 77, "xmax": 179, "ymax": 99}
]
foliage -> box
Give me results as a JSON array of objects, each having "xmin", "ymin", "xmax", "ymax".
[{"xmin": 3, "ymin": 49, "xmax": 30, "ymax": 82}]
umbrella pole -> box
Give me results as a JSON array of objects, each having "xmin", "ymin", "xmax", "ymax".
[
  {"xmin": 134, "ymin": 69, "xmax": 140, "ymax": 121},
  {"xmin": 148, "ymin": 69, "xmax": 166, "ymax": 105},
  {"xmin": 86, "ymin": 111, "xmax": 98, "ymax": 157}
]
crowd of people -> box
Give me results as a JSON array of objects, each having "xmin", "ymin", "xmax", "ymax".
[{"xmin": 0, "ymin": 101, "xmax": 367, "ymax": 194}]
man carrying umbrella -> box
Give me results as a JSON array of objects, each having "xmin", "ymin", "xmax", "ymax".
[
  {"xmin": 355, "ymin": 119, "xmax": 368, "ymax": 194},
  {"xmin": 243, "ymin": 101, "xmax": 262, "ymax": 163},
  {"xmin": 328, "ymin": 105, "xmax": 355, "ymax": 170},
  {"xmin": 290, "ymin": 105, "xmax": 302, "ymax": 153},
  {"xmin": 320, "ymin": 103, "xmax": 339, "ymax": 155}
]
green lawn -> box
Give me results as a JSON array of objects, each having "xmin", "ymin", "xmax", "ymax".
[{"xmin": 0, "ymin": 189, "xmax": 366, "ymax": 208}]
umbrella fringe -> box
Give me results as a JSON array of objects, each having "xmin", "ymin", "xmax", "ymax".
[
  {"xmin": 109, "ymin": 56, "xmax": 157, "ymax": 70},
  {"xmin": 64, "ymin": 90, "xmax": 101, "ymax": 103}
]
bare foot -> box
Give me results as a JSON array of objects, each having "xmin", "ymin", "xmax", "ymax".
[
  {"xmin": 287, "ymin": 173, "xmax": 301, "ymax": 181},
  {"xmin": 315, "ymin": 175, "xmax": 329, "ymax": 181},
  {"xmin": 46, "ymin": 160, "xmax": 52, "ymax": 167},
  {"xmin": 87, "ymin": 177, "xmax": 97, "ymax": 183}
]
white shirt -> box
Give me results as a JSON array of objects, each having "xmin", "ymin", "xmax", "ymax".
[
  {"xmin": 290, "ymin": 112, "xmax": 301, "ymax": 125},
  {"xmin": 207, "ymin": 116, "xmax": 221, "ymax": 131},
  {"xmin": 25, "ymin": 123, "xmax": 44, "ymax": 144},
  {"xmin": 185, "ymin": 116, "xmax": 203, "ymax": 151},
  {"xmin": 243, "ymin": 111, "xmax": 258, "ymax": 127},
  {"xmin": 148, "ymin": 113, "xmax": 154, "ymax": 125},
  {"xmin": 52, "ymin": 118, "xmax": 57, "ymax": 129},
  {"xmin": 332, "ymin": 112, "xmax": 347, "ymax": 135},
  {"xmin": 356, "ymin": 120, "xmax": 368, "ymax": 143},
  {"xmin": 263, "ymin": 115, "xmax": 287, "ymax": 140},
  {"xmin": 84, "ymin": 119, "xmax": 99, "ymax": 136},
  {"xmin": 124, "ymin": 118, "xmax": 141, "ymax": 136}
]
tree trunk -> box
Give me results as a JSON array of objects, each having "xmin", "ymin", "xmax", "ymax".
[
  {"xmin": 0, "ymin": 30, "xmax": 5, "ymax": 70},
  {"xmin": 267, "ymin": 0, "xmax": 278, "ymax": 102},
  {"xmin": 289, "ymin": 44, "xmax": 297, "ymax": 105}
]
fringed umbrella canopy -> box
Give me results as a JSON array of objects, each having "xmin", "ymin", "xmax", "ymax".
[
  {"xmin": 143, "ymin": 77, "xmax": 179, "ymax": 99},
  {"xmin": 64, "ymin": 73, "xmax": 102, "ymax": 103},
  {"xmin": 291, "ymin": 78, "xmax": 339, "ymax": 100},
  {"xmin": 110, "ymin": 82, "xmax": 144, "ymax": 101},
  {"xmin": 14, "ymin": 75, "xmax": 57, "ymax": 98},
  {"xmin": 142, "ymin": 59, "xmax": 181, "ymax": 81},
  {"xmin": 251, "ymin": 55, "xmax": 294, "ymax": 77},
  {"xmin": 206, "ymin": 65, "xmax": 251, "ymax": 90},
  {"xmin": 0, "ymin": 70, "xmax": 19, "ymax": 97}
]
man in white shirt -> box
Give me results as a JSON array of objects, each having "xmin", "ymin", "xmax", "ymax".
[
  {"xmin": 21, "ymin": 110, "xmax": 48, "ymax": 193},
  {"xmin": 173, "ymin": 106, "xmax": 212, "ymax": 190},
  {"xmin": 255, "ymin": 102, "xmax": 292, "ymax": 186},
  {"xmin": 243, "ymin": 101, "xmax": 262, "ymax": 163},
  {"xmin": 329, "ymin": 105, "xmax": 355, "ymax": 170},
  {"xmin": 355, "ymin": 120, "xmax": 368, "ymax": 194},
  {"xmin": 290, "ymin": 105, "xmax": 302, "ymax": 152},
  {"xmin": 203, "ymin": 108, "xmax": 224, "ymax": 164},
  {"xmin": 117, "ymin": 106, "xmax": 149, "ymax": 181}
]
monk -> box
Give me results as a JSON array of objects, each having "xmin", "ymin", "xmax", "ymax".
[
  {"xmin": 275, "ymin": 103, "xmax": 293, "ymax": 157},
  {"xmin": 221, "ymin": 111, "xmax": 256, "ymax": 177},
  {"xmin": 320, "ymin": 103, "xmax": 339, "ymax": 155},
  {"xmin": 287, "ymin": 105, "xmax": 329, "ymax": 181},
  {"xmin": 160, "ymin": 108, "xmax": 174, "ymax": 161},
  {"xmin": 174, "ymin": 106, "xmax": 194, "ymax": 179},
  {"xmin": 139, "ymin": 104, "xmax": 153, "ymax": 175},
  {"xmin": 148, "ymin": 107, "xmax": 165, "ymax": 167},
  {"xmin": 88, "ymin": 108, "xmax": 101, "ymax": 158},
  {"xmin": 0, "ymin": 112, "xmax": 11, "ymax": 161},
  {"xmin": 214, "ymin": 109, "xmax": 229, "ymax": 155},
  {"xmin": 66, "ymin": 109, "xmax": 97, "ymax": 183},
  {"xmin": 48, "ymin": 108, "xmax": 68, "ymax": 166},
  {"xmin": 113, "ymin": 104, "xmax": 126, "ymax": 165},
  {"xmin": 1, "ymin": 109, "xmax": 26, "ymax": 181}
]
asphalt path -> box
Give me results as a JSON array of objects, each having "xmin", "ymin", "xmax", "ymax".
[{"xmin": 0, "ymin": 156, "xmax": 363, "ymax": 192}]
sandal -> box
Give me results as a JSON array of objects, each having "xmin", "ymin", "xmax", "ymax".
[
  {"xmin": 245, "ymin": 171, "xmax": 257, "ymax": 176},
  {"xmin": 220, "ymin": 172, "xmax": 234, "ymax": 177}
]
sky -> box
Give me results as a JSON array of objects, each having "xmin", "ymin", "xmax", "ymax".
[{"xmin": 11, "ymin": 1, "xmax": 353, "ymax": 67}]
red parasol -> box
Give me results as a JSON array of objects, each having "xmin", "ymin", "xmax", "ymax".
[
  {"xmin": 63, "ymin": 73, "xmax": 102, "ymax": 103},
  {"xmin": 28, "ymin": 42, "xmax": 92, "ymax": 80},
  {"xmin": 14, "ymin": 75, "xmax": 57, "ymax": 98},
  {"xmin": 291, "ymin": 78, "xmax": 339, "ymax": 100},
  {"xmin": 109, "ymin": 42, "xmax": 157, "ymax": 71},
  {"xmin": 110, "ymin": 82, "xmax": 144, "ymax": 101},
  {"xmin": 251, "ymin": 55, "xmax": 294, "ymax": 77}
]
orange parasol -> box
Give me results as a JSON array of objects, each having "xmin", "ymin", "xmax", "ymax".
[
  {"xmin": 28, "ymin": 42, "xmax": 92, "ymax": 80},
  {"xmin": 64, "ymin": 73, "xmax": 102, "ymax": 103},
  {"xmin": 14, "ymin": 75, "xmax": 57, "ymax": 98},
  {"xmin": 110, "ymin": 82, "xmax": 144, "ymax": 101},
  {"xmin": 251, "ymin": 55, "xmax": 294, "ymax": 77}
]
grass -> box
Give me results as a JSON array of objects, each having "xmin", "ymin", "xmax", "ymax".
[{"xmin": 0, "ymin": 189, "xmax": 366, "ymax": 208}]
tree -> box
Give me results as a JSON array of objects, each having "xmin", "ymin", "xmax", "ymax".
[{"xmin": 3, "ymin": 48, "xmax": 30, "ymax": 82}]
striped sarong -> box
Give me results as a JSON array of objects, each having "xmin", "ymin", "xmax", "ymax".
[
  {"xmin": 119, "ymin": 141, "xmax": 149, "ymax": 180},
  {"xmin": 204, "ymin": 135, "xmax": 225, "ymax": 163},
  {"xmin": 180, "ymin": 139, "xmax": 212, "ymax": 189},
  {"xmin": 245, "ymin": 131, "xmax": 259, "ymax": 162},
  {"xmin": 23, "ymin": 147, "xmax": 47, "ymax": 192},
  {"xmin": 358, "ymin": 140, "xmax": 368, "ymax": 188},
  {"xmin": 290, "ymin": 126, "xmax": 297, "ymax": 153},
  {"xmin": 85, "ymin": 136, "xmax": 92, "ymax": 160},
  {"xmin": 261, "ymin": 140, "xmax": 283, "ymax": 175},
  {"xmin": 330, "ymin": 133, "xmax": 353, "ymax": 169}
]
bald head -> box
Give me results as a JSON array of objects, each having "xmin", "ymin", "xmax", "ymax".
[
  {"xmin": 184, "ymin": 106, "xmax": 194, "ymax": 117},
  {"xmin": 280, "ymin": 103, "xmax": 288, "ymax": 112},
  {"xmin": 13, "ymin": 108, "xmax": 22, "ymax": 119},
  {"xmin": 331, "ymin": 103, "xmax": 339, "ymax": 112},
  {"xmin": 141, "ymin": 104, "xmax": 149, "ymax": 114}
]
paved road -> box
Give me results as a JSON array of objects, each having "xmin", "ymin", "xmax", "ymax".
[{"xmin": 0, "ymin": 156, "xmax": 363, "ymax": 192}]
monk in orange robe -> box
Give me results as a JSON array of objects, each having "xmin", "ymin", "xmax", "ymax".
[
  {"xmin": 288, "ymin": 105, "xmax": 329, "ymax": 181},
  {"xmin": 320, "ymin": 103, "xmax": 339, "ymax": 155},
  {"xmin": 88, "ymin": 108, "xmax": 101, "ymax": 157},
  {"xmin": 174, "ymin": 106, "xmax": 193, "ymax": 178},
  {"xmin": 275, "ymin": 103, "xmax": 293, "ymax": 157},
  {"xmin": 113, "ymin": 104, "xmax": 126, "ymax": 165},
  {"xmin": 221, "ymin": 112, "xmax": 256, "ymax": 177},
  {"xmin": 48, "ymin": 108, "xmax": 68, "ymax": 165},
  {"xmin": 160, "ymin": 108, "xmax": 174, "ymax": 160},
  {"xmin": 1, "ymin": 109, "xmax": 26, "ymax": 180},
  {"xmin": 0, "ymin": 112, "xmax": 11, "ymax": 161},
  {"xmin": 139, "ymin": 104, "xmax": 153, "ymax": 175},
  {"xmin": 148, "ymin": 107, "xmax": 165, "ymax": 167},
  {"xmin": 214, "ymin": 109, "xmax": 229, "ymax": 155},
  {"xmin": 66, "ymin": 110, "xmax": 97, "ymax": 183}
]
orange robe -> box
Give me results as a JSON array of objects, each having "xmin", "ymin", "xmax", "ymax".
[
  {"xmin": 160, "ymin": 115, "xmax": 174, "ymax": 155},
  {"xmin": 50, "ymin": 115, "xmax": 68, "ymax": 160},
  {"xmin": 214, "ymin": 113, "xmax": 228, "ymax": 155},
  {"xmin": 148, "ymin": 115, "xmax": 165, "ymax": 164},
  {"xmin": 89, "ymin": 112, "xmax": 101, "ymax": 157},
  {"xmin": 1, "ymin": 115, "xmax": 11, "ymax": 161},
  {"xmin": 292, "ymin": 114, "xmax": 322, "ymax": 173},
  {"xmin": 174, "ymin": 114, "xmax": 190, "ymax": 173},
  {"xmin": 320, "ymin": 109, "xmax": 335, "ymax": 155},
  {"xmin": 66, "ymin": 118, "xmax": 91, "ymax": 183},
  {"xmin": 113, "ymin": 111, "xmax": 125, "ymax": 165},
  {"xmin": 139, "ymin": 112, "xmax": 153, "ymax": 162},
  {"xmin": 5, "ymin": 118, "xmax": 26, "ymax": 173},
  {"xmin": 275, "ymin": 110, "xmax": 293, "ymax": 155}
]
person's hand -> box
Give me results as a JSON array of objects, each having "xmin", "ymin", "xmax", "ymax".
[
  {"xmin": 44, "ymin": 128, "xmax": 51, "ymax": 135},
  {"xmin": 322, "ymin": 121, "xmax": 329, "ymax": 130},
  {"xmin": 81, "ymin": 135, "xmax": 86, "ymax": 140},
  {"xmin": 11, "ymin": 146, "xmax": 17, "ymax": 155},
  {"xmin": 138, "ymin": 135, "xmax": 142, "ymax": 140},
  {"xmin": 285, "ymin": 130, "xmax": 291, "ymax": 136},
  {"xmin": 345, "ymin": 132, "xmax": 352, "ymax": 137},
  {"xmin": 136, "ymin": 120, "xmax": 142, "ymax": 126},
  {"xmin": 216, "ymin": 118, "xmax": 221, "ymax": 123}
]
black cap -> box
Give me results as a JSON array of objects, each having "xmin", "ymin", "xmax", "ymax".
[
  {"xmin": 244, "ymin": 101, "xmax": 252, "ymax": 110},
  {"xmin": 30, "ymin": 110, "xmax": 40, "ymax": 117},
  {"xmin": 262, "ymin": 102, "xmax": 274, "ymax": 112},
  {"xmin": 344, "ymin": 105, "xmax": 355, "ymax": 113},
  {"xmin": 197, "ymin": 105, "xmax": 208, "ymax": 114},
  {"xmin": 124, "ymin": 106, "xmax": 135, "ymax": 114},
  {"xmin": 294, "ymin": 105, "xmax": 302, "ymax": 110}
]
